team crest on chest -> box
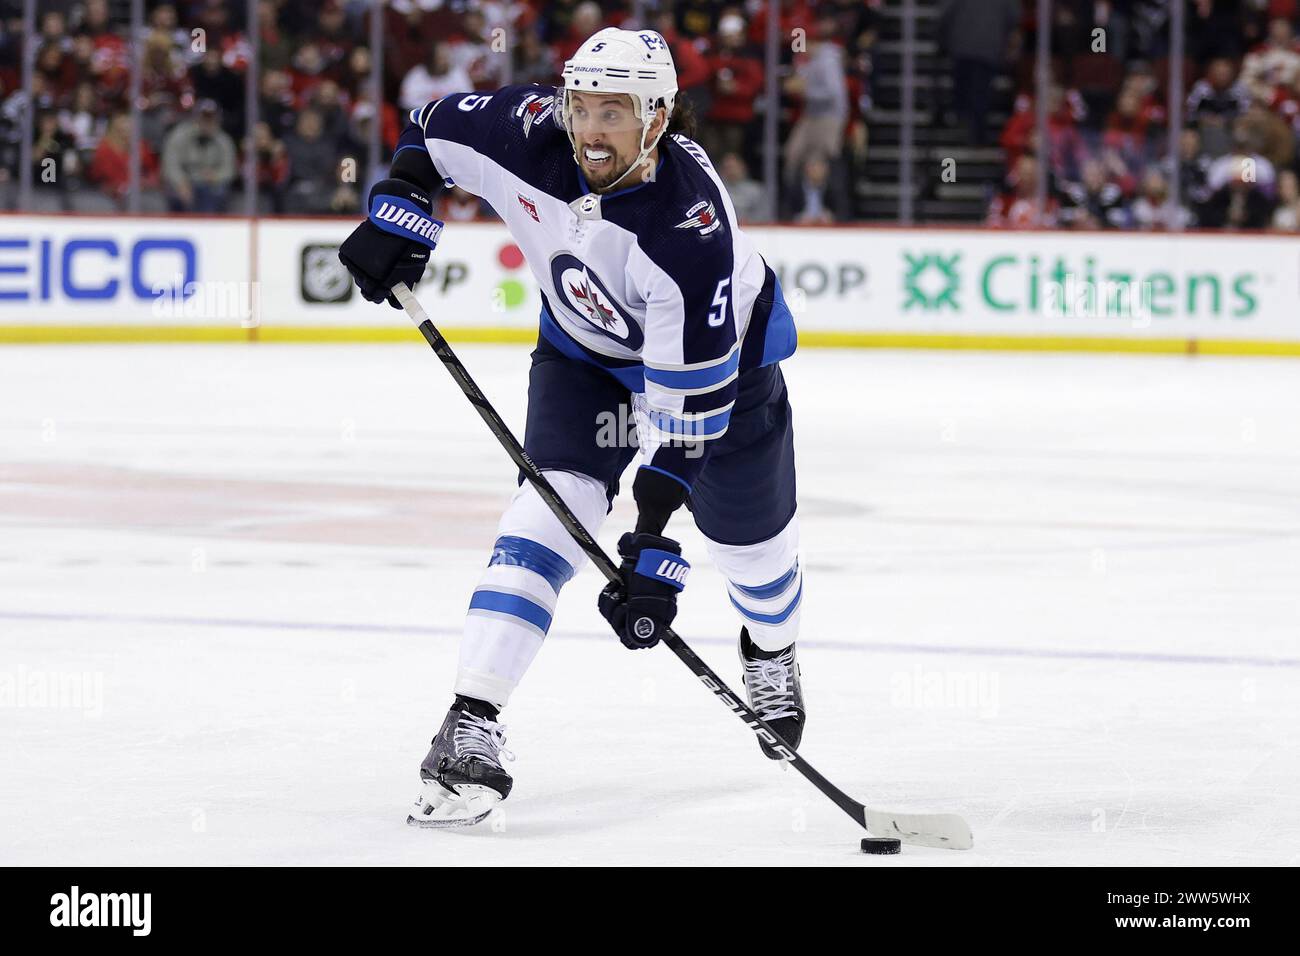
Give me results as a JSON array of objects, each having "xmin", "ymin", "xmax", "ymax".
[
  {"xmin": 549, "ymin": 253, "xmax": 644, "ymax": 350},
  {"xmin": 674, "ymin": 200, "xmax": 722, "ymax": 236}
]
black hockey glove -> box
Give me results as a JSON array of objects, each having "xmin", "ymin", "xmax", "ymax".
[
  {"xmin": 338, "ymin": 178, "xmax": 444, "ymax": 309},
  {"xmin": 597, "ymin": 532, "xmax": 690, "ymax": 650}
]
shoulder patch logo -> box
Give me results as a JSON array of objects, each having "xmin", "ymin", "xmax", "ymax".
[
  {"xmin": 517, "ymin": 193, "xmax": 540, "ymax": 222},
  {"xmin": 674, "ymin": 200, "xmax": 722, "ymax": 236},
  {"xmin": 514, "ymin": 93, "xmax": 556, "ymax": 138}
]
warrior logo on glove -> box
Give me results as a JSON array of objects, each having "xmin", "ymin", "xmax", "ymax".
[{"xmin": 598, "ymin": 532, "xmax": 690, "ymax": 650}]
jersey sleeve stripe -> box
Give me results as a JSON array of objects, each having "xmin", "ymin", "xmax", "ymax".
[
  {"xmin": 643, "ymin": 405, "xmax": 732, "ymax": 441},
  {"xmin": 643, "ymin": 350, "xmax": 740, "ymax": 391}
]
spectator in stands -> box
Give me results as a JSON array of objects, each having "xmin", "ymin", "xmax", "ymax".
[
  {"xmin": 140, "ymin": 28, "xmax": 192, "ymax": 147},
  {"xmin": 1001, "ymin": 85, "xmax": 1089, "ymax": 183},
  {"xmin": 987, "ymin": 154, "xmax": 1059, "ymax": 228},
  {"xmin": 1187, "ymin": 57, "xmax": 1252, "ymax": 157},
  {"xmin": 936, "ymin": 0, "xmax": 1021, "ymax": 147},
  {"xmin": 88, "ymin": 112, "xmax": 158, "ymax": 204},
  {"xmin": 58, "ymin": 82, "xmax": 102, "ymax": 158},
  {"xmin": 252, "ymin": 120, "xmax": 289, "ymax": 213},
  {"xmin": 260, "ymin": 69, "xmax": 297, "ymax": 139},
  {"xmin": 1175, "ymin": 127, "xmax": 1214, "ymax": 215},
  {"xmin": 648, "ymin": 8, "xmax": 712, "ymax": 119},
  {"xmin": 1199, "ymin": 153, "xmax": 1278, "ymax": 229},
  {"xmin": 1058, "ymin": 157, "xmax": 1129, "ymax": 229},
  {"xmin": 399, "ymin": 43, "xmax": 472, "ymax": 113},
  {"xmin": 452, "ymin": 7, "xmax": 508, "ymax": 90},
  {"xmin": 439, "ymin": 183, "xmax": 487, "ymax": 222},
  {"xmin": 283, "ymin": 107, "xmax": 338, "ymax": 213},
  {"xmin": 1272, "ymin": 169, "xmax": 1300, "ymax": 230},
  {"xmin": 256, "ymin": 0, "xmax": 294, "ymax": 73},
  {"xmin": 341, "ymin": 45, "xmax": 374, "ymax": 102},
  {"xmin": 161, "ymin": 100, "xmax": 236, "ymax": 212},
  {"xmin": 1130, "ymin": 168, "xmax": 1191, "ymax": 231},
  {"xmin": 701, "ymin": 13, "xmax": 764, "ymax": 166},
  {"xmin": 1103, "ymin": 86, "xmax": 1158, "ymax": 179},
  {"xmin": 327, "ymin": 157, "xmax": 361, "ymax": 214},
  {"xmin": 191, "ymin": 48, "xmax": 244, "ymax": 140},
  {"xmin": 147, "ymin": 3, "xmax": 189, "ymax": 57},
  {"xmin": 719, "ymin": 152, "xmax": 767, "ymax": 224},
  {"xmin": 551, "ymin": 1, "xmax": 605, "ymax": 62},
  {"xmin": 512, "ymin": 28, "xmax": 559, "ymax": 86},
  {"xmin": 1235, "ymin": 102, "xmax": 1295, "ymax": 175},
  {"xmin": 73, "ymin": 0, "xmax": 129, "ymax": 104},
  {"xmin": 790, "ymin": 154, "xmax": 836, "ymax": 224},
  {"xmin": 309, "ymin": 79, "xmax": 350, "ymax": 144},
  {"xmin": 32, "ymin": 109, "xmax": 77, "ymax": 195},
  {"xmin": 36, "ymin": 41, "xmax": 78, "ymax": 104},
  {"xmin": 782, "ymin": 16, "xmax": 848, "ymax": 194},
  {"xmin": 1240, "ymin": 17, "xmax": 1300, "ymax": 103}
]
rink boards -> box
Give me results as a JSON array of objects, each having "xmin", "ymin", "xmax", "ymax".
[{"xmin": 1, "ymin": 214, "xmax": 1297, "ymax": 355}]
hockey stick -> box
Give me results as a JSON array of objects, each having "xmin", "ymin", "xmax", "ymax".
[{"xmin": 393, "ymin": 282, "xmax": 973, "ymax": 850}]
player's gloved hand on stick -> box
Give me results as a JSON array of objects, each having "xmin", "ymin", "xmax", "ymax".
[
  {"xmin": 338, "ymin": 178, "xmax": 444, "ymax": 309},
  {"xmin": 598, "ymin": 532, "xmax": 690, "ymax": 650}
]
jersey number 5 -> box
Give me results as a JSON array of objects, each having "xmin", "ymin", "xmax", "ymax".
[{"xmin": 708, "ymin": 278, "xmax": 730, "ymax": 328}]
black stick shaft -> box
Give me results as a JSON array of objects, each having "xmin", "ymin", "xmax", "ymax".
[{"xmin": 403, "ymin": 306, "xmax": 872, "ymax": 832}]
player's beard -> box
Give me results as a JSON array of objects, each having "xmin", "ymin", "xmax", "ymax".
[{"xmin": 579, "ymin": 142, "xmax": 641, "ymax": 192}]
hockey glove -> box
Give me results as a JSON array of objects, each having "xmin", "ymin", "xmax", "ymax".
[
  {"xmin": 598, "ymin": 532, "xmax": 690, "ymax": 650},
  {"xmin": 338, "ymin": 178, "xmax": 444, "ymax": 309}
]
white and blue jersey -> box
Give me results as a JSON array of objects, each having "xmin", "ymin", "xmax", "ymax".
[{"xmin": 396, "ymin": 84, "xmax": 797, "ymax": 489}]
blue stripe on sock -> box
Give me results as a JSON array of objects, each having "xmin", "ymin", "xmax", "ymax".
[
  {"xmin": 488, "ymin": 535, "xmax": 575, "ymax": 592},
  {"xmin": 731, "ymin": 561, "xmax": 799, "ymax": 601},
  {"xmin": 729, "ymin": 581, "xmax": 803, "ymax": 626},
  {"xmin": 468, "ymin": 589, "xmax": 553, "ymax": 633}
]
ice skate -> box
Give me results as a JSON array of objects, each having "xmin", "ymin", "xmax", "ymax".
[
  {"xmin": 739, "ymin": 628, "xmax": 805, "ymax": 759},
  {"xmin": 407, "ymin": 702, "xmax": 513, "ymax": 829}
]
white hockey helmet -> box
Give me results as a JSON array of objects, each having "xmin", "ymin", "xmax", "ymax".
[{"xmin": 560, "ymin": 28, "xmax": 679, "ymax": 184}]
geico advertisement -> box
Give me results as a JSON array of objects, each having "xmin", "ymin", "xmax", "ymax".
[{"xmin": 0, "ymin": 217, "xmax": 251, "ymax": 324}]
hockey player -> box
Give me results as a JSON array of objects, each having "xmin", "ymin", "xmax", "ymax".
[{"xmin": 339, "ymin": 27, "xmax": 804, "ymax": 827}]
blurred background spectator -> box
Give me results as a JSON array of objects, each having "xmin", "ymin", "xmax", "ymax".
[{"xmin": 162, "ymin": 99, "xmax": 236, "ymax": 211}]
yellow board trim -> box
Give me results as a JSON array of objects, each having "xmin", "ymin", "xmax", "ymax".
[{"xmin": 3, "ymin": 325, "xmax": 1300, "ymax": 356}]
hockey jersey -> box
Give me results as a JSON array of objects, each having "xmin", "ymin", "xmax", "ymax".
[{"xmin": 396, "ymin": 84, "xmax": 796, "ymax": 489}]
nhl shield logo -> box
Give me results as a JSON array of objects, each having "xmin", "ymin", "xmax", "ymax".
[{"xmin": 674, "ymin": 200, "xmax": 722, "ymax": 236}]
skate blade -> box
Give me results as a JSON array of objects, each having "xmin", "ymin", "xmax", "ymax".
[{"xmin": 406, "ymin": 781, "xmax": 502, "ymax": 829}]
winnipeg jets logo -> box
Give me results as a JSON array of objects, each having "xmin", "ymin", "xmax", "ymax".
[
  {"xmin": 569, "ymin": 275, "xmax": 616, "ymax": 329},
  {"xmin": 549, "ymin": 253, "xmax": 644, "ymax": 351},
  {"xmin": 517, "ymin": 193, "xmax": 540, "ymax": 222},
  {"xmin": 514, "ymin": 93, "xmax": 556, "ymax": 138},
  {"xmin": 674, "ymin": 200, "xmax": 722, "ymax": 236}
]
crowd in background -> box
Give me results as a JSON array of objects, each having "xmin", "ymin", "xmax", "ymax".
[
  {"xmin": 0, "ymin": 0, "xmax": 877, "ymax": 219},
  {"xmin": 2, "ymin": 0, "xmax": 1299, "ymax": 231},
  {"xmin": 982, "ymin": 0, "xmax": 1300, "ymax": 232}
]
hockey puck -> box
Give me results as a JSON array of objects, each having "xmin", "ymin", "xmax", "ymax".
[{"xmin": 860, "ymin": 837, "xmax": 902, "ymax": 855}]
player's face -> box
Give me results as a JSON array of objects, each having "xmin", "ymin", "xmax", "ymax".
[{"xmin": 568, "ymin": 91, "xmax": 649, "ymax": 191}]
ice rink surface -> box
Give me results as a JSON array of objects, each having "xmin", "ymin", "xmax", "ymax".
[{"xmin": 1, "ymin": 342, "xmax": 1298, "ymax": 866}]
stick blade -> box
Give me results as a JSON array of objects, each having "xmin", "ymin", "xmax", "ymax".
[{"xmin": 864, "ymin": 809, "xmax": 974, "ymax": 850}]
